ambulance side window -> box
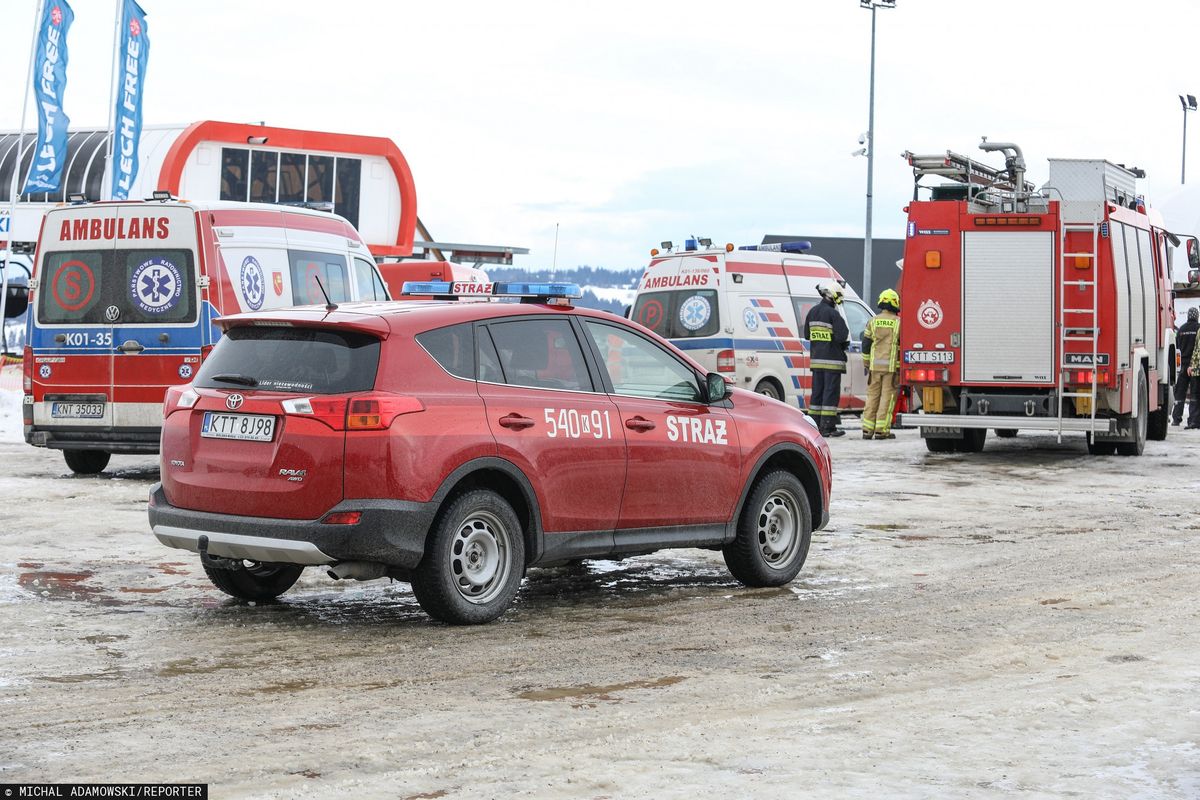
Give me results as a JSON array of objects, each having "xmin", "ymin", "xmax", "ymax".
[
  {"xmin": 584, "ymin": 320, "xmax": 702, "ymax": 403},
  {"xmin": 792, "ymin": 296, "xmax": 820, "ymax": 336},
  {"xmin": 843, "ymin": 302, "xmax": 873, "ymax": 342},
  {"xmin": 289, "ymin": 250, "xmax": 349, "ymax": 304},
  {"xmin": 352, "ymin": 257, "xmax": 389, "ymax": 301}
]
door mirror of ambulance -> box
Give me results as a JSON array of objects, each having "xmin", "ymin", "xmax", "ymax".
[
  {"xmin": 1188, "ymin": 238, "xmax": 1200, "ymax": 270},
  {"xmin": 1189, "ymin": 268, "xmax": 1200, "ymax": 286},
  {"xmin": 705, "ymin": 372, "xmax": 728, "ymax": 403},
  {"xmin": 3, "ymin": 284, "xmax": 28, "ymax": 318}
]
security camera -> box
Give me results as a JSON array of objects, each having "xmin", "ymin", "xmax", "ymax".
[{"xmin": 857, "ymin": 132, "xmax": 870, "ymax": 145}]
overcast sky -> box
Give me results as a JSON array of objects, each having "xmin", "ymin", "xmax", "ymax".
[{"xmin": 3, "ymin": 0, "xmax": 1199, "ymax": 271}]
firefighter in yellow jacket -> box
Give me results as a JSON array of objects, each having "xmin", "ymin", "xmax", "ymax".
[{"xmin": 860, "ymin": 289, "xmax": 900, "ymax": 440}]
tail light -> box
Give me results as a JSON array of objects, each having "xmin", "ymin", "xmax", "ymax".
[
  {"xmin": 282, "ymin": 394, "xmax": 424, "ymax": 431},
  {"xmin": 22, "ymin": 346, "xmax": 33, "ymax": 392},
  {"xmin": 163, "ymin": 386, "xmax": 199, "ymax": 417},
  {"xmin": 716, "ymin": 349, "xmax": 736, "ymax": 373},
  {"xmin": 320, "ymin": 511, "xmax": 362, "ymax": 525},
  {"xmin": 904, "ymin": 368, "xmax": 949, "ymax": 383},
  {"xmin": 1066, "ymin": 369, "xmax": 1108, "ymax": 385}
]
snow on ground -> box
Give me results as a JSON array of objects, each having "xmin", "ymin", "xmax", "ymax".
[{"xmin": 0, "ymin": 372, "xmax": 22, "ymax": 444}]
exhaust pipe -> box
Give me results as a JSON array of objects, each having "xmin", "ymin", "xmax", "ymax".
[{"xmin": 327, "ymin": 561, "xmax": 388, "ymax": 581}]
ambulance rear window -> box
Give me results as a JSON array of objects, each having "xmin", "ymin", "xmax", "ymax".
[
  {"xmin": 37, "ymin": 248, "xmax": 197, "ymax": 325},
  {"xmin": 194, "ymin": 327, "xmax": 380, "ymax": 394},
  {"xmin": 630, "ymin": 290, "xmax": 720, "ymax": 339}
]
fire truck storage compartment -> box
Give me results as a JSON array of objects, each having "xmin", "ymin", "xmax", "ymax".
[{"xmin": 961, "ymin": 230, "xmax": 1055, "ymax": 383}]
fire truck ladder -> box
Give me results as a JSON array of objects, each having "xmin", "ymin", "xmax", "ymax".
[
  {"xmin": 1056, "ymin": 220, "xmax": 1101, "ymax": 442},
  {"xmin": 903, "ymin": 149, "xmax": 1037, "ymax": 193}
]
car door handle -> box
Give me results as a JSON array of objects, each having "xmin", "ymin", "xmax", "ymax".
[
  {"xmin": 498, "ymin": 414, "xmax": 535, "ymax": 430},
  {"xmin": 625, "ymin": 416, "xmax": 656, "ymax": 432},
  {"xmin": 117, "ymin": 340, "xmax": 145, "ymax": 354}
]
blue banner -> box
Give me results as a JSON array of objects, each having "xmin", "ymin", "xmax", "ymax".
[
  {"xmin": 111, "ymin": 0, "xmax": 149, "ymax": 200},
  {"xmin": 21, "ymin": 1, "xmax": 75, "ymax": 194}
]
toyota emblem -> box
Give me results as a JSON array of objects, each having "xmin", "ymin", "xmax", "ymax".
[
  {"xmin": 104, "ymin": 305, "xmax": 121, "ymax": 322},
  {"xmin": 226, "ymin": 393, "xmax": 244, "ymax": 410}
]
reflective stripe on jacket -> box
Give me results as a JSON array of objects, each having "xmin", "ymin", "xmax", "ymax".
[
  {"xmin": 804, "ymin": 299, "xmax": 850, "ymax": 372},
  {"xmin": 864, "ymin": 309, "xmax": 900, "ymax": 372}
]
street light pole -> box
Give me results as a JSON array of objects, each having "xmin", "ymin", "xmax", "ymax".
[
  {"xmin": 860, "ymin": 0, "xmax": 894, "ymax": 303},
  {"xmin": 1181, "ymin": 94, "xmax": 1197, "ymax": 184}
]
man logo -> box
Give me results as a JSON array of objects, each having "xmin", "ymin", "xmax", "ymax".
[{"xmin": 226, "ymin": 393, "xmax": 244, "ymax": 411}]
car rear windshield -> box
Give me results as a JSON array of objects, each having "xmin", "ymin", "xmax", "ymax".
[
  {"xmin": 194, "ymin": 327, "xmax": 380, "ymax": 394},
  {"xmin": 37, "ymin": 248, "xmax": 197, "ymax": 325},
  {"xmin": 630, "ymin": 289, "xmax": 720, "ymax": 339}
]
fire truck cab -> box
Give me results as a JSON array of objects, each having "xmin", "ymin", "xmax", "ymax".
[{"xmin": 897, "ymin": 140, "xmax": 1184, "ymax": 456}]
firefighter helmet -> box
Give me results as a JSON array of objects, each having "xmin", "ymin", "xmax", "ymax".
[
  {"xmin": 877, "ymin": 289, "xmax": 900, "ymax": 310},
  {"xmin": 818, "ymin": 282, "xmax": 844, "ymax": 304}
]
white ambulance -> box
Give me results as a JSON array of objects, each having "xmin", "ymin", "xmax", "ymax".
[
  {"xmin": 23, "ymin": 196, "xmax": 391, "ymax": 473},
  {"xmin": 629, "ymin": 239, "xmax": 874, "ymax": 412}
]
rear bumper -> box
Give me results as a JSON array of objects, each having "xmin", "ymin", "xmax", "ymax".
[
  {"xmin": 147, "ymin": 484, "xmax": 435, "ymax": 568},
  {"xmin": 26, "ymin": 425, "xmax": 160, "ymax": 454},
  {"xmin": 898, "ymin": 413, "xmax": 1117, "ymax": 433}
]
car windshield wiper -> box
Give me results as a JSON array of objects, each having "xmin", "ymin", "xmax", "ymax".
[{"xmin": 209, "ymin": 373, "xmax": 259, "ymax": 387}]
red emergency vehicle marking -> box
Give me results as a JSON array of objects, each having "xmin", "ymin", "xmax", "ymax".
[
  {"xmin": 543, "ymin": 408, "xmax": 614, "ymax": 439},
  {"xmin": 59, "ymin": 216, "xmax": 169, "ymax": 241},
  {"xmin": 748, "ymin": 298, "xmax": 774, "ymax": 308},
  {"xmin": 666, "ymin": 415, "xmax": 728, "ymax": 445},
  {"xmin": 207, "ymin": 209, "xmax": 357, "ymax": 240},
  {"xmin": 636, "ymin": 299, "xmax": 664, "ymax": 330},
  {"xmin": 50, "ymin": 260, "xmax": 96, "ymax": 311},
  {"xmin": 272, "ymin": 272, "xmax": 284, "ymax": 296},
  {"xmin": 768, "ymin": 327, "xmax": 795, "ymax": 338},
  {"xmin": 640, "ymin": 273, "xmax": 710, "ymax": 289},
  {"xmin": 762, "ymin": 312, "xmax": 784, "ymax": 323}
]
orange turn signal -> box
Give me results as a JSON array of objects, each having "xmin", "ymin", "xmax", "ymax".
[{"xmin": 925, "ymin": 250, "xmax": 941, "ymax": 268}]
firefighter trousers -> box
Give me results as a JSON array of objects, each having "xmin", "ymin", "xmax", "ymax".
[
  {"xmin": 862, "ymin": 370, "xmax": 898, "ymax": 436},
  {"xmin": 1172, "ymin": 371, "xmax": 1199, "ymax": 426},
  {"xmin": 809, "ymin": 369, "xmax": 843, "ymax": 431}
]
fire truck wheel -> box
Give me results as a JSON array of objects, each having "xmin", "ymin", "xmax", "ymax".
[
  {"xmin": 955, "ymin": 428, "xmax": 987, "ymax": 453},
  {"xmin": 924, "ymin": 436, "xmax": 957, "ymax": 453},
  {"xmin": 723, "ymin": 470, "xmax": 812, "ymax": 587},
  {"xmin": 753, "ymin": 379, "xmax": 783, "ymax": 401},
  {"xmin": 411, "ymin": 489, "xmax": 525, "ymax": 625},
  {"xmin": 63, "ymin": 449, "xmax": 110, "ymax": 475},
  {"xmin": 1147, "ymin": 385, "xmax": 1169, "ymax": 442},
  {"xmin": 202, "ymin": 560, "xmax": 303, "ymax": 601},
  {"xmin": 994, "ymin": 429, "xmax": 1019, "ymax": 438},
  {"xmin": 1116, "ymin": 372, "xmax": 1148, "ymax": 457}
]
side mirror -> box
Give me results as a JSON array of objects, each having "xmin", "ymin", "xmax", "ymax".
[
  {"xmin": 1189, "ymin": 268, "xmax": 1200, "ymax": 286},
  {"xmin": 3, "ymin": 284, "xmax": 28, "ymax": 318},
  {"xmin": 1188, "ymin": 238, "xmax": 1200, "ymax": 271},
  {"xmin": 705, "ymin": 372, "xmax": 728, "ymax": 403}
]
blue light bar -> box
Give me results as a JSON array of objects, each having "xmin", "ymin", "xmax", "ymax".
[
  {"xmin": 492, "ymin": 282, "xmax": 582, "ymax": 299},
  {"xmin": 684, "ymin": 238, "xmax": 698, "ymax": 251},
  {"xmin": 738, "ymin": 241, "xmax": 812, "ymax": 253},
  {"xmin": 401, "ymin": 281, "xmax": 454, "ymax": 295}
]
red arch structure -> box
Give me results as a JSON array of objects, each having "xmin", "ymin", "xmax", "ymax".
[{"xmin": 157, "ymin": 120, "xmax": 417, "ymax": 257}]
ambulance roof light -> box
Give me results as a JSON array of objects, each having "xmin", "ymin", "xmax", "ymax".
[
  {"xmin": 738, "ymin": 241, "xmax": 812, "ymax": 253},
  {"xmin": 685, "ymin": 238, "xmax": 698, "ymax": 252},
  {"xmin": 698, "ymin": 238, "xmax": 712, "ymax": 247},
  {"xmin": 149, "ymin": 190, "xmax": 174, "ymax": 202},
  {"xmin": 67, "ymin": 193, "xmax": 86, "ymax": 204},
  {"xmin": 661, "ymin": 241, "xmax": 673, "ymax": 252}
]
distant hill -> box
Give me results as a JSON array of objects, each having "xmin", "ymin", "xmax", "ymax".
[{"xmin": 488, "ymin": 266, "xmax": 641, "ymax": 314}]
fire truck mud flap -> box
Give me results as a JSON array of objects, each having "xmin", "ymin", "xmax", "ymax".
[{"xmin": 899, "ymin": 414, "xmax": 1117, "ymax": 435}]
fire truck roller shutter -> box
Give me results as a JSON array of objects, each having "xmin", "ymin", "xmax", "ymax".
[{"xmin": 961, "ymin": 232, "xmax": 1055, "ymax": 383}]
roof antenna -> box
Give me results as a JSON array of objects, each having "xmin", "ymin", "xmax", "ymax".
[
  {"xmin": 550, "ymin": 222, "xmax": 560, "ymax": 281},
  {"xmin": 313, "ymin": 275, "xmax": 338, "ymax": 312}
]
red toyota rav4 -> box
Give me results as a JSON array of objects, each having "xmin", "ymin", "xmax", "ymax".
[{"xmin": 148, "ymin": 282, "xmax": 832, "ymax": 624}]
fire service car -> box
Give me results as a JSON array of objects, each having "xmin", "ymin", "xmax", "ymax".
[{"xmin": 147, "ymin": 282, "xmax": 832, "ymax": 624}]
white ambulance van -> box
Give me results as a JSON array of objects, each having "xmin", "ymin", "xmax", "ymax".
[
  {"xmin": 629, "ymin": 239, "xmax": 874, "ymax": 412},
  {"xmin": 23, "ymin": 196, "xmax": 391, "ymax": 473}
]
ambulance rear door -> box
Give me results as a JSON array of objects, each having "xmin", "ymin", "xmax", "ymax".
[{"xmin": 109, "ymin": 204, "xmax": 203, "ymax": 430}]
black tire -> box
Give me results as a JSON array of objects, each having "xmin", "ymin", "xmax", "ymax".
[
  {"xmin": 723, "ymin": 470, "xmax": 812, "ymax": 587},
  {"xmin": 994, "ymin": 429, "xmax": 1019, "ymax": 438},
  {"xmin": 955, "ymin": 428, "xmax": 987, "ymax": 453},
  {"xmin": 924, "ymin": 436, "xmax": 957, "ymax": 453},
  {"xmin": 202, "ymin": 560, "xmax": 303, "ymax": 601},
  {"xmin": 1116, "ymin": 371, "xmax": 1148, "ymax": 456},
  {"xmin": 63, "ymin": 449, "xmax": 110, "ymax": 474},
  {"xmin": 411, "ymin": 489, "xmax": 525, "ymax": 625},
  {"xmin": 754, "ymin": 379, "xmax": 783, "ymax": 401},
  {"xmin": 1147, "ymin": 384, "xmax": 1169, "ymax": 442}
]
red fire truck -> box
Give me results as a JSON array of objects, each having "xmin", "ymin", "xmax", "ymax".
[{"xmin": 896, "ymin": 140, "xmax": 1193, "ymax": 456}]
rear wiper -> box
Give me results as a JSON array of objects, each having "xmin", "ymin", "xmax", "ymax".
[{"xmin": 209, "ymin": 373, "xmax": 259, "ymax": 387}]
